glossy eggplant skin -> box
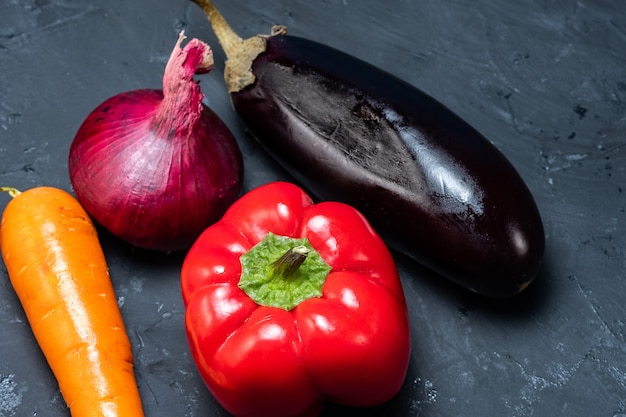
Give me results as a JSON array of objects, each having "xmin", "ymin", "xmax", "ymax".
[{"xmin": 231, "ymin": 34, "xmax": 545, "ymax": 298}]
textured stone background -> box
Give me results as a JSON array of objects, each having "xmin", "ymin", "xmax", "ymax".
[{"xmin": 0, "ymin": 1, "xmax": 624, "ymax": 416}]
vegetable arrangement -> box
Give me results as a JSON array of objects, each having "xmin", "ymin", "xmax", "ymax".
[
  {"xmin": 0, "ymin": 1, "xmax": 551, "ymax": 415},
  {"xmin": 0, "ymin": 186, "xmax": 144, "ymax": 417},
  {"xmin": 68, "ymin": 32, "xmax": 243, "ymax": 252},
  {"xmin": 192, "ymin": 0, "xmax": 545, "ymax": 297},
  {"xmin": 181, "ymin": 181, "xmax": 411, "ymax": 417}
]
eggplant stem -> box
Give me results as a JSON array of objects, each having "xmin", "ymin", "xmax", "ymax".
[
  {"xmin": 191, "ymin": 0, "xmax": 242, "ymax": 59},
  {"xmin": 191, "ymin": 0, "xmax": 286, "ymax": 92}
]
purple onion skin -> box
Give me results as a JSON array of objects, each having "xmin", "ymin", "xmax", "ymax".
[
  {"xmin": 69, "ymin": 88, "xmax": 243, "ymax": 253},
  {"xmin": 230, "ymin": 35, "xmax": 544, "ymax": 298}
]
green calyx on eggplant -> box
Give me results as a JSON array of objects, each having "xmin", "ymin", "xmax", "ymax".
[{"xmin": 192, "ymin": 0, "xmax": 545, "ymax": 298}]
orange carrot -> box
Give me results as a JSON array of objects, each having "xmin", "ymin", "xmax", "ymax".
[{"xmin": 0, "ymin": 186, "xmax": 144, "ymax": 417}]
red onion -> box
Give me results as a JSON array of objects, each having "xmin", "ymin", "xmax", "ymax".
[{"xmin": 68, "ymin": 32, "xmax": 243, "ymax": 252}]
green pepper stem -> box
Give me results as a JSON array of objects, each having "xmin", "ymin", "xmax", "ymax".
[
  {"xmin": 239, "ymin": 233, "xmax": 330, "ymax": 310},
  {"xmin": 271, "ymin": 245, "xmax": 310, "ymax": 280}
]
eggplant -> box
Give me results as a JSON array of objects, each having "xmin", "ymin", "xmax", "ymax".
[{"xmin": 193, "ymin": 0, "xmax": 545, "ymax": 298}]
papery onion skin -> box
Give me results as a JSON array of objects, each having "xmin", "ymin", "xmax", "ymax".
[{"xmin": 69, "ymin": 33, "xmax": 243, "ymax": 252}]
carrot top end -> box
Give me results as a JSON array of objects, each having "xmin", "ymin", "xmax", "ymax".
[{"xmin": 0, "ymin": 187, "xmax": 22, "ymax": 198}]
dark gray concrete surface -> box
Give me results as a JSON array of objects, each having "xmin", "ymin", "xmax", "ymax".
[{"xmin": 0, "ymin": 1, "xmax": 624, "ymax": 416}]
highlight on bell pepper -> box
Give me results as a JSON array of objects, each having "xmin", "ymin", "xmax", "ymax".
[{"xmin": 180, "ymin": 181, "xmax": 411, "ymax": 417}]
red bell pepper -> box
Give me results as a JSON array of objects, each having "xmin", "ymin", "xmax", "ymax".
[{"xmin": 180, "ymin": 181, "xmax": 411, "ymax": 417}]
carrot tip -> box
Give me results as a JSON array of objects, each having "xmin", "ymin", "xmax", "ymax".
[{"xmin": 0, "ymin": 187, "xmax": 22, "ymax": 198}]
